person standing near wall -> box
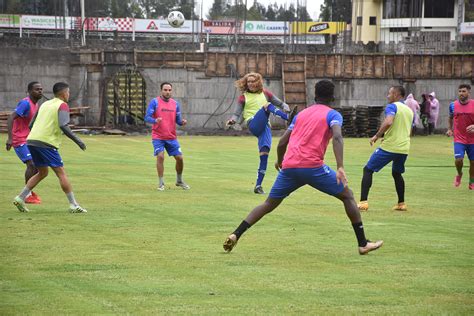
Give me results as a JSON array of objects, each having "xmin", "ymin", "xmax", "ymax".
[
  {"xmin": 419, "ymin": 94, "xmax": 431, "ymax": 136},
  {"xmin": 405, "ymin": 93, "xmax": 420, "ymax": 136},
  {"xmin": 428, "ymin": 92, "xmax": 440, "ymax": 135},
  {"xmin": 145, "ymin": 82, "xmax": 190, "ymax": 191},
  {"xmin": 6, "ymin": 82, "xmax": 43, "ymax": 204},
  {"xmin": 226, "ymin": 72, "xmax": 290, "ymax": 194}
]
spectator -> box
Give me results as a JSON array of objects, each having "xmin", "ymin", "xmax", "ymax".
[
  {"xmin": 419, "ymin": 94, "xmax": 431, "ymax": 135},
  {"xmin": 428, "ymin": 92, "xmax": 440, "ymax": 135},
  {"xmin": 405, "ymin": 93, "xmax": 420, "ymax": 136}
]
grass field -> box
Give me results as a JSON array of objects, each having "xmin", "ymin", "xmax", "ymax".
[{"xmin": 0, "ymin": 134, "xmax": 473, "ymax": 314}]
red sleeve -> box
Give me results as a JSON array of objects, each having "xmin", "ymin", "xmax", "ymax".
[
  {"xmin": 263, "ymin": 89, "xmax": 274, "ymax": 101},
  {"xmin": 238, "ymin": 95, "xmax": 245, "ymax": 106},
  {"xmin": 58, "ymin": 103, "xmax": 70, "ymax": 112}
]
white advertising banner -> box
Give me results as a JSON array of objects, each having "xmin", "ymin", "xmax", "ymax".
[
  {"xmin": 134, "ymin": 19, "xmax": 201, "ymax": 33},
  {"xmin": 243, "ymin": 21, "xmax": 289, "ymax": 35},
  {"xmin": 21, "ymin": 15, "xmax": 75, "ymax": 29},
  {"xmin": 460, "ymin": 22, "xmax": 474, "ymax": 35}
]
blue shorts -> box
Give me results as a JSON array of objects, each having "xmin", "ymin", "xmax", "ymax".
[
  {"xmin": 366, "ymin": 148, "xmax": 408, "ymax": 174},
  {"xmin": 269, "ymin": 165, "xmax": 345, "ymax": 199},
  {"xmin": 14, "ymin": 144, "xmax": 32, "ymax": 163},
  {"xmin": 152, "ymin": 139, "xmax": 182, "ymax": 156},
  {"xmin": 454, "ymin": 142, "xmax": 474, "ymax": 160},
  {"xmin": 28, "ymin": 145, "xmax": 63, "ymax": 168}
]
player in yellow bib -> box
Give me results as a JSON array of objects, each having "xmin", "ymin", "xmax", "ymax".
[
  {"xmin": 358, "ymin": 86, "xmax": 414, "ymax": 212},
  {"xmin": 226, "ymin": 72, "xmax": 290, "ymax": 194}
]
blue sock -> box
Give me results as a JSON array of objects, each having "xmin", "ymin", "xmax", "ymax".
[
  {"xmin": 267, "ymin": 103, "xmax": 288, "ymax": 121},
  {"xmin": 256, "ymin": 154, "xmax": 268, "ymax": 186}
]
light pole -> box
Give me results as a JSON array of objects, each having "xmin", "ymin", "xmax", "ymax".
[{"xmin": 81, "ymin": 0, "xmax": 86, "ymax": 46}]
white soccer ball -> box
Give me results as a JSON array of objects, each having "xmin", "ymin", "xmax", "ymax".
[{"xmin": 167, "ymin": 11, "xmax": 185, "ymax": 28}]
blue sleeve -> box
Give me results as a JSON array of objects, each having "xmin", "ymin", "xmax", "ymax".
[
  {"xmin": 287, "ymin": 114, "xmax": 298, "ymax": 131},
  {"xmin": 176, "ymin": 102, "xmax": 183, "ymax": 126},
  {"xmin": 15, "ymin": 100, "xmax": 30, "ymax": 117},
  {"xmin": 145, "ymin": 99, "xmax": 158, "ymax": 124},
  {"xmin": 385, "ymin": 103, "xmax": 397, "ymax": 116},
  {"xmin": 449, "ymin": 102, "xmax": 454, "ymax": 117},
  {"xmin": 326, "ymin": 110, "xmax": 343, "ymax": 127}
]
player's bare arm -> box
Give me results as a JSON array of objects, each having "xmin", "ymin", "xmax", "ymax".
[
  {"xmin": 371, "ymin": 115, "xmax": 394, "ymax": 146},
  {"xmin": 275, "ymin": 129, "xmax": 291, "ymax": 171}
]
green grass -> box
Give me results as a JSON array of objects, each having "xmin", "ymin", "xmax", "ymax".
[{"xmin": 0, "ymin": 135, "xmax": 473, "ymax": 314}]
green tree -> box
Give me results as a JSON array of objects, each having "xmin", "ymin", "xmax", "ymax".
[
  {"xmin": 207, "ymin": 0, "xmax": 224, "ymax": 19},
  {"xmin": 319, "ymin": 0, "xmax": 351, "ymax": 22}
]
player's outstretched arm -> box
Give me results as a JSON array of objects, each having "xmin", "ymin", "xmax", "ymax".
[{"xmin": 60, "ymin": 125, "xmax": 86, "ymax": 150}]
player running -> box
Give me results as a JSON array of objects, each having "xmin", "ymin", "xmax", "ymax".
[
  {"xmin": 223, "ymin": 80, "xmax": 383, "ymax": 255},
  {"xmin": 226, "ymin": 72, "xmax": 290, "ymax": 194}
]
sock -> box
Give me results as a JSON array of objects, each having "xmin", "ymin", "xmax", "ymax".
[
  {"xmin": 177, "ymin": 174, "xmax": 183, "ymax": 183},
  {"xmin": 352, "ymin": 222, "xmax": 368, "ymax": 247},
  {"xmin": 18, "ymin": 186, "xmax": 32, "ymax": 200},
  {"xmin": 66, "ymin": 192, "xmax": 78, "ymax": 206},
  {"xmin": 256, "ymin": 155, "xmax": 268, "ymax": 186},
  {"xmin": 392, "ymin": 171, "xmax": 405, "ymax": 203},
  {"xmin": 360, "ymin": 167, "xmax": 373, "ymax": 201},
  {"xmin": 159, "ymin": 177, "xmax": 165, "ymax": 186},
  {"xmin": 470, "ymin": 178, "xmax": 474, "ymax": 184},
  {"xmin": 233, "ymin": 220, "xmax": 251, "ymax": 239},
  {"xmin": 267, "ymin": 103, "xmax": 288, "ymax": 121}
]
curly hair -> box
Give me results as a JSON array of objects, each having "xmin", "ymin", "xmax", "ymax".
[{"xmin": 235, "ymin": 72, "xmax": 263, "ymax": 93}]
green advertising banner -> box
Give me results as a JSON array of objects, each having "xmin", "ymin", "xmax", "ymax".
[{"xmin": 0, "ymin": 14, "xmax": 20, "ymax": 28}]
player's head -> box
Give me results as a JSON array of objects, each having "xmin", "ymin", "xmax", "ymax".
[
  {"xmin": 387, "ymin": 85, "xmax": 405, "ymax": 103},
  {"xmin": 53, "ymin": 82, "xmax": 70, "ymax": 102},
  {"xmin": 235, "ymin": 72, "xmax": 263, "ymax": 93},
  {"xmin": 458, "ymin": 84, "xmax": 471, "ymax": 103},
  {"xmin": 160, "ymin": 82, "xmax": 173, "ymax": 100},
  {"xmin": 27, "ymin": 81, "xmax": 43, "ymax": 101},
  {"xmin": 314, "ymin": 80, "xmax": 335, "ymax": 104}
]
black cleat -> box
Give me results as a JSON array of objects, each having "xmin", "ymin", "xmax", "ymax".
[{"xmin": 254, "ymin": 185, "xmax": 265, "ymax": 194}]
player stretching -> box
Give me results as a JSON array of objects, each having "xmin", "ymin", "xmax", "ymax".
[
  {"xmin": 226, "ymin": 72, "xmax": 290, "ymax": 194},
  {"xmin": 6, "ymin": 82, "xmax": 43, "ymax": 204},
  {"xmin": 145, "ymin": 82, "xmax": 190, "ymax": 191},
  {"xmin": 223, "ymin": 80, "xmax": 383, "ymax": 255},
  {"xmin": 13, "ymin": 82, "xmax": 87, "ymax": 213},
  {"xmin": 358, "ymin": 86, "xmax": 414, "ymax": 212},
  {"xmin": 446, "ymin": 84, "xmax": 474, "ymax": 190}
]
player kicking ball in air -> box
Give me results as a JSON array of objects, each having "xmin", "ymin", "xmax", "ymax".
[
  {"xmin": 13, "ymin": 82, "xmax": 87, "ymax": 213},
  {"xmin": 145, "ymin": 82, "xmax": 190, "ymax": 191},
  {"xmin": 226, "ymin": 72, "xmax": 290, "ymax": 194},
  {"xmin": 223, "ymin": 80, "xmax": 383, "ymax": 255}
]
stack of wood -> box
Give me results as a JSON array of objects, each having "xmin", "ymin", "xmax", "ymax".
[{"xmin": 0, "ymin": 111, "xmax": 12, "ymax": 133}]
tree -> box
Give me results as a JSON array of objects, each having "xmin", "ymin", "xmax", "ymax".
[
  {"xmin": 207, "ymin": 0, "xmax": 225, "ymax": 19},
  {"xmin": 319, "ymin": 0, "xmax": 351, "ymax": 22}
]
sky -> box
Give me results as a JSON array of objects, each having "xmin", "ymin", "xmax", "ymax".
[{"xmin": 198, "ymin": 0, "xmax": 324, "ymax": 21}]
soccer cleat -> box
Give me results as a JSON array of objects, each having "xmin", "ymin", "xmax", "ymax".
[
  {"xmin": 454, "ymin": 174, "xmax": 462, "ymax": 187},
  {"xmin": 254, "ymin": 185, "xmax": 265, "ymax": 194},
  {"xmin": 175, "ymin": 181, "xmax": 190, "ymax": 190},
  {"xmin": 392, "ymin": 202, "xmax": 407, "ymax": 211},
  {"xmin": 158, "ymin": 184, "xmax": 165, "ymax": 191},
  {"xmin": 223, "ymin": 234, "xmax": 238, "ymax": 252},
  {"xmin": 359, "ymin": 240, "xmax": 384, "ymax": 255},
  {"xmin": 31, "ymin": 191, "xmax": 41, "ymax": 203},
  {"xmin": 25, "ymin": 194, "xmax": 41, "ymax": 204},
  {"xmin": 69, "ymin": 204, "xmax": 87, "ymax": 213},
  {"xmin": 469, "ymin": 183, "xmax": 474, "ymax": 190},
  {"xmin": 357, "ymin": 201, "xmax": 369, "ymax": 212},
  {"xmin": 13, "ymin": 196, "xmax": 29, "ymax": 213}
]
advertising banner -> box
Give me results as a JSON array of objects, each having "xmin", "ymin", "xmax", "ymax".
[
  {"xmin": 243, "ymin": 21, "xmax": 289, "ymax": 35},
  {"xmin": 202, "ymin": 20, "xmax": 240, "ymax": 35},
  {"xmin": 460, "ymin": 22, "xmax": 474, "ymax": 35},
  {"xmin": 0, "ymin": 14, "xmax": 20, "ymax": 28},
  {"xmin": 21, "ymin": 15, "xmax": 75, "ymax": 30},
  {"xmin": 134, "ymin": 19, "xmax": 200, "ymax": 33},
  {"xmin": 291, "ymin": 22, "xmax": 346, "ymax": 35}
]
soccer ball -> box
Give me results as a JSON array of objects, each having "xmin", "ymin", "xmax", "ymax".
[{"xmin": 167, "ymin": 11, "xmax": 185, "ymax": 28}]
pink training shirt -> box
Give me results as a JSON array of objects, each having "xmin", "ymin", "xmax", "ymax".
[
  {"xmin": 453, "ymin": 99, "xmax": 474, "ymax": 144},
  {"xmin": 282, "ymin": 104, "xmax": 341, "ymax": 169},
  {"xmin": 151, "ymin": 97, "xmax": 178, "ymax": 140},
  {"xmin": 12, "ymin": 97, "xmax": 38, "ymax": 147}
]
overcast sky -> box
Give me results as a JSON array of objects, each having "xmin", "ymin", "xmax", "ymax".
[{"xmin": 198, "ymin": 0, "xmax": 324, "ymax": 21}]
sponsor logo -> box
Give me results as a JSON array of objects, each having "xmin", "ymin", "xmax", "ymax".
[
  {"xmin": 308, "ymin": 23, "xmax": 329, "ymax": 33},
  {"xmin": 147, "ymin": 21, "xmax": 158, "ymax": 30}
]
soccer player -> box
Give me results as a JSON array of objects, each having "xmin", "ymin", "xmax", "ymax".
[
  {"xmin": 446, "ymin": 84, "xmax": 474, "ymax": 190},
  {"xmin": 226, "ymin": 72, "xmax": 290, "ymax": 194},
  {"xmin": 145, "ymin": 82, "xmax": 190, "ymax": 191},
  {"xmin": 6, "ymin": 82, "xmax": 43, "ymax": 204},
  {"xmin": 358, "ymin": 86, "xmax": 414, "ymax": 212},
  {"xmin": 12, "ymin": 82, "xmax": 87, "ymax": 213},
  {"xmin": 223, "ymin": 80, "xmax": 383, "ymax": 255}
]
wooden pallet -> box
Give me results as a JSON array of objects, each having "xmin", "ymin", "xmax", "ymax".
[{"xmin": 282, "ymin": 56, "xmax": 307, "ymax": 114}]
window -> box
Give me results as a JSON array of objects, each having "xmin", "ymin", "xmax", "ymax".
[
  {"xmin": 389, "ymin": 27, "xmax": 409, "ymax": 32},
  {"xmin": 424, "ymin": 0, "xmax": 455, "ymax": 18},
  {"xmin": 383, "ymin": 0, "xmax": 422, "ymax": 19},
  {"xmin": 370, "ymin": 16, "xmax": 377, "ymax": 25},
  {"xmin": 357, "ymin": 16, "xmax": 362, "ymax": 25}
]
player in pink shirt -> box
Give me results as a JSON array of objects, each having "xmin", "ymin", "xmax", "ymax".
[
  {"xmin": 223, "ymin": 80, "xmax": 383, "ymax": 255},
  {"xmin": 145, "ymin": 82, "xmax": 189, "ymax": 191},
  {"xmin": 6, "ymin": 82, "xmax": 43, "ymax": 204},
  {"xmin": 446, "ymin": 84, "xmax": 474, "ymax": 190}
]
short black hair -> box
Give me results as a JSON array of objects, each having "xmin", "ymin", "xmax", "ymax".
[
  {"xmin": 27, "ymin": 81, "xmax": 40, "ymax": 91},
  {"xmin": 160, "ymin": 82, "xmax": 172, "ymax": 90},
  {"xmin": 391, "ymin": 85, "xmax": 406, "ymax": 97},
  {"xmin": 459, "ymin": 83, "xmax": 471, "ymax": 90},
  {"xmin": 53, "ymin": 82, "xmax": 69, "ymax": 95},
  {"xmin": 314, "ymin": 80, "xmax": 335, "ymax": 102}
]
